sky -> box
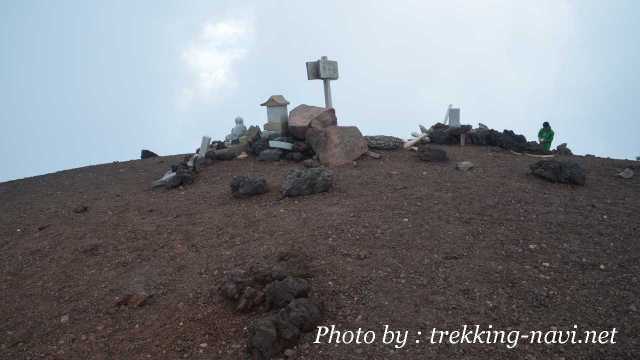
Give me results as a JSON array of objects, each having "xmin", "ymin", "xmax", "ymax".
[{"xmin": 1, "ymin": 0, "xmax": 639, "ymax": 182}]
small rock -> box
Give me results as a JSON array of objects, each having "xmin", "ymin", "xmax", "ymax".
[
  {"xmin": 456, "ymin": 161, "xmax": 474, "ymax": 171},
  {"xmin": 141, "ymin": 149, "xmax": 158, "ymax": 159},
  {"xmin": 237, "ymin": 152, "xmax": 249, "ymax": 160},
  {"xmin": 60, "ymin": 314, "xmax": 69, "ymax": 323},
  {"xmin": 116, "ymin": 293, "xmax": 150, "ymax": 307},
  {"xmin": 284, "ymin": 349, "xmax": 296, "ymax": 358},
  {"xmin": 302, "ymin": 159, "xmax": 321, "ymax": 168},
  {"xmin": 556, "ymin": 143, "xmax": 573, "ymax": 156},
  {"xmin": 285, "ymin": 152, "xmax": 305, "ymax": 162},
  {"xmin": 230, "ymin": 176, "xmax": 268, "ymax": 198},
  {"xmin": 417, "ymin": 145, "xmax": 448, "ymax": 162},
  {"xmin": 365, "ymin": 151, "xmax": 381, "ymax": 159},
  {"xmin": 269, "ymin": 140, "xmax": 294, "ymax": 151},
  {"xmin": 210, "ymin": 146, "xmax": 243, "ymax": 161},
  {"xmin": 73, "ymin": 205, "xmax": 88, "ymax": 214},
  {"xmin": 618, "ymin": 168, "xmax": 634, "ymax": 179},
  {"xmin": 258, "ymin": 149, "xmax": 284, "ymax": 161}
]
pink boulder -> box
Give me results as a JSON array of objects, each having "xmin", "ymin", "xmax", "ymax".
[{"xmin": 288, "ymin": 105, "xmax": 337, "ymax": 140}]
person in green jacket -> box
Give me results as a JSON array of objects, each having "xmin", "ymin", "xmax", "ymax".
[{"xmin": 538, "ymin": 121, "xmax": 555, "ymax": 152}]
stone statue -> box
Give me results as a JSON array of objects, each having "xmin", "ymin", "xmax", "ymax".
[{"xmin": 225, "ymin": 116, "xmax": 247, "ymax": 143}]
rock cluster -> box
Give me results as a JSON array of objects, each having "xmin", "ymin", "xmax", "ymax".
[
  {"xmin": 530, "ymin": 159, "xmax": 586, "ymax": 185},
  {"xmin": 219, "ymin": 255, "xmax": 321, "ymax": 360},
  {"xmin": 426, "ymin": 123, "xmax": 549, "ymax": 154},
  {"xmin": 152, "ymin": 160, "xmax": 195, "ymax": 189}
]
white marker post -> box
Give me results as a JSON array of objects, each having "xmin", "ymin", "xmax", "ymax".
[{"xmin": 306, "ymin": 56, "xmax": 339, "ymax": 109}]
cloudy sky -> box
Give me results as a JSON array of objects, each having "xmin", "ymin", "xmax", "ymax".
[{"xmin": 1, "ymin": 0, "xmax": 639, "ymax": 182}]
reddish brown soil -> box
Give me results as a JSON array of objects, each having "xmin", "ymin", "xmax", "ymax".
[{"xmin": 1, "ymin": 146, "xmax": 639, "ymax": 359}]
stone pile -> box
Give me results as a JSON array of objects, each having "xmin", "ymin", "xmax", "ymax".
[
  {"xmin": 423, "ymin": 122, "xmax": 550, "ymax": 154},
  {"xmin": 219, "ymin": 253, "xmax": 321, "ymax": 360}
]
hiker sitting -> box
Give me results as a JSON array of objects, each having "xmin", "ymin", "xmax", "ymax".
[{"xmin": 538, "ymin": 121, "xmax": 555, "ymax": 152}]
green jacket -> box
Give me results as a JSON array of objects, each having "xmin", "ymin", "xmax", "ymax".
[{"xmin": 538, "ymin": 127, "xmax": 554, "ymax": 151}]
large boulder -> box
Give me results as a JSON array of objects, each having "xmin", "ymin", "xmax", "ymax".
[
  {"xmin": 365, "ymin": 135, "xmax": 404, "ymax": 150},
  {"xmin": 306, "ymin": 126, "xmax": 368, "ymax": 167},
  {"xmin": 230, "ymin": 176, "xmax": 268, "ymax": 198},
  {"xmin": 530, "ymin": 160, "xmax": 586, "ymax": 185},
  {"xmin": 281, "ymin": 167, "xmax": 333, "ymax": 197},
  {"xmin": 288, "ymin": 105, "xmax": 337, "ymax": 140}
]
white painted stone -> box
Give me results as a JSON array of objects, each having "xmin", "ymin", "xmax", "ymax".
[{"xmin": 269, "ymin": 140, "xmax": 293, "ymax": 150}]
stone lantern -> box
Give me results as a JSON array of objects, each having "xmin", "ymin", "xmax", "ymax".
[{"xmin": 261, "ymin": 95, "xmax": 290, "ymax": 135}]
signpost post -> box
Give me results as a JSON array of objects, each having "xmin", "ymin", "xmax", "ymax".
[{"xmin": 306, "ymin": 56, "xmax": 339, "ymax": 108}]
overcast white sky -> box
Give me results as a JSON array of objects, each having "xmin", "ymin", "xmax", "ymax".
[{"xmin": 1, "ymin": 0, "xmax": 639, "ymax": 182}]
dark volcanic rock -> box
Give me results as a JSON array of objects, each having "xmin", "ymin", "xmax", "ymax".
[
  {"xmin": 281, "ymin": 168, "xmax": 333, "ymax": 197},
  {"xmin": 140, "ymin": 149, "xmax": 158, "ymax": 159},
  {"xmin": 258, "ymin": 149, "xmax": 283, "ymax": 161},
  {"xmin": 302, "ymin": 159, "xmax": 321, "ymax": 168},
  {"xmin": 249, "ymin": 137, "xmax": 270, "ymax": 156},
  {"xmin": 73, "ymin": 205, "xmax": 88, "ymax": 214},
  {"xmin": 230, "ymin": 176, "xmax": 268, "ymax": 198},
  {"xmin": 417, "ymin": 145, "xmax": 448, "ymax": 162},
  {"xmin": 265, "ymin": 276, "xmax": 310, "ymax": 309},
  {"xmin": 285, "ymin": 152, "xmax": 305, "ymax": 162},
  {"xmin": 247, "ymin": 298, "xmax": 321, "ymax": 360},
  {"xmin": 556, "ymin": 143, "xmax": 573, "ymax": 156},
  {"xmin": 208, "ymin": 146, "xmax": 244, "ymax": 161},
  {"xmin": 530, "ymin": 160, "xmax": 586, "ymax": 185},
  {"xmin": 248, "ymin": 317, "xmax": 280, "ymax": 360},
  {"xmin": 364, "ymin": 135, "xmax": 404, "ymax": 150}
]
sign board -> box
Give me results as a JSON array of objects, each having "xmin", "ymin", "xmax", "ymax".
[
  {"xmin": 306, "ymin": 61, "xmax": 320, "ymax": 80},
  {"xmin": 306, "ymin": 59, "xmax": 339, "ymax": 80}
]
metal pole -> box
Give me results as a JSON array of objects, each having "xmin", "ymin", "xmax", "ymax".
[{"xmin": 323, "ymin": 79, "xmax": 332, "ymax": 108}]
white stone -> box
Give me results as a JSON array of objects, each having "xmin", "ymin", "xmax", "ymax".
[
  {"xmin": 456, "ymin": 161, "xmax": 474, "ymax": 171},
  {"xmin": 618, "ymin": 168, "xmax": 634, "ymax": 179},
  {"xmin": 269, "ymin": 140, "xmax": 293, "ymax": 150}
]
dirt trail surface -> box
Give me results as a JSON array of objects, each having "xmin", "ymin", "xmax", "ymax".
[{"xmin": 1, "ymin": 146, "xmax": 639, "ymax": 359}]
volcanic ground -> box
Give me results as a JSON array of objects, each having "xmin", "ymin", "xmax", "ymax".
[{"xmin": 1, "ymin": 145, "xmax": 639, "ymax": 359}]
